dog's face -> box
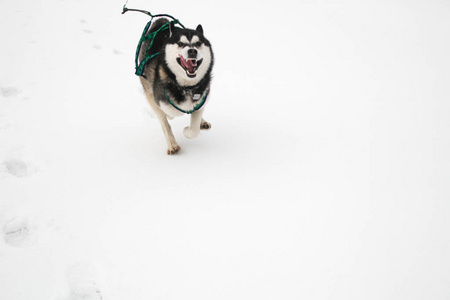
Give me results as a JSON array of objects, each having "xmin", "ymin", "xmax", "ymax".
[{"xmin": 164, "ymin": 25, "xmax": 213, "ymax": 86}]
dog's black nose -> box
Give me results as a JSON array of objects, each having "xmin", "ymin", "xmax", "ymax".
[{"xmin": 187, "ymin": 48, "xmax": 197, "ymax": 58}]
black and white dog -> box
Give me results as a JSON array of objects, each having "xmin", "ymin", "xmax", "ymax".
[{"xmin": 138, "ymin": 18, "xmax": 214, "ymax": 154}]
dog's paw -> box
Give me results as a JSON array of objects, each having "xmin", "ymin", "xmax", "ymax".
[
  {"xmin": 200, "ymin": 121, "xmax": 211, "ymax": 130},
  {"xmin": 167, "ymin": 145, "xmax": 181, "ymax": 155},
  {"xmin": 183, "ymin": 127, "xmax": 200, "ymax": 139}
]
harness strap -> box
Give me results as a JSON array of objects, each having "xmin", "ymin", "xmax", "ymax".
[
  {"xmin": 135, "ymin": 20, "xmax": 184, "ymax": 76},
  {"xmin": 162, "ymin": 88, "xmax": 209, "ymax": 114},
  {"xmin": 122, "ymin": 6, "xmax": 185, "ymax": 76}
]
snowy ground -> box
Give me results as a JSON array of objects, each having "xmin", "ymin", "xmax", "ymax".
[{"xmin": 1, "ymin": 0, "xmax": 450, "ymax": 299}]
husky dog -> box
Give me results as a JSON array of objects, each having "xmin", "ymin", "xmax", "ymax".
[{"xmin": 138, "ymin": 18, "xmax": 214, "ymax": 154}]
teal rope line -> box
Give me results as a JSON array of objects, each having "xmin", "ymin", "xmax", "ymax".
[
  {"xmin": 122, "ymin": 6, "xmax": 185, "ymax": 76},
  {"xmin": 163, "ymin": 88, "xmax": 209, "ymax": 114},
  {"xmin": 134, "ymin": 20, "xmax": 152, "ymax": 74},
  {"xmin": 134, "ymin": 19, "xmax": 184, "ymax": 76}
]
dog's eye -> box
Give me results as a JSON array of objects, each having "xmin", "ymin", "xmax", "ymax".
[
  {"xmin": 177, "ymin": 42, "xmax": 184, "ymax": 48},
  {"xmin": 195, "ymin": 42, "xmax": 202, "ymax": 47}
]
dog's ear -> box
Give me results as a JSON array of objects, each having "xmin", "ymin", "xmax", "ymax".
[
  {"xmin": 169, "ymin": 21, "xmax": 176, "ymax": 37},
  {"xmin": 196, "ymin": 24, "xmax": 203, "ymax": 34}
]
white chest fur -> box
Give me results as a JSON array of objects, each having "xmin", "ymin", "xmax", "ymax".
[{"xmin": 159, "ymin": 92, "xmax": 209, "ymax": 118}]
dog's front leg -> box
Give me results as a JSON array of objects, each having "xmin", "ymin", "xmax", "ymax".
[
  {"xmin": 184, "ymin": 108, "xmax": 205, "ymax": 139},
  {"xmin": 140, "ymin": 77, "xmax": 180, "ymax": 154},
  {"xmin": 155, "ymin": 110, "xmax": 181, "ymax": 154}
]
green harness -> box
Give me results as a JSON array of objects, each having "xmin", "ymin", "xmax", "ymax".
[
  {"xmin": 163, "ymin": 88, "xmax": 209, "ymax": 114},
  {"xmin": 122, "ymin": 6, "xmax": 185, "ymax": 76},
  {"xmin": 123, "ymin": 6, "xmax": 208, "ymax": 114}
]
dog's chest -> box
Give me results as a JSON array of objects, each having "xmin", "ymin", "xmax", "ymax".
[
  {"xmin": 159, "ymin": 89, "xmax": 206, "ymax": 117},
  {"xmin": 177, "ymin": 89, "xmax": 203, "ymax": 105},
  {"xmin": 184, "ymin": 89, "xmax": 203, "ymax": 101}
]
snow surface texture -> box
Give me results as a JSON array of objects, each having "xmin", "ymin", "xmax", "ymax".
[{"xmin": 1, "ymin": 0, "xmax": 450, "ymax": 299}]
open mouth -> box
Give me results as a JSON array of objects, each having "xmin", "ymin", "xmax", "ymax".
[{"xmin": 177, "ymin": 54, "xmax": 203, "ymax": 78}]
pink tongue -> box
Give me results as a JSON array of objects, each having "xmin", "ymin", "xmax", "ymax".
[{"xmin": 179, "ymin": 54, "xmax": 195, "ymax": 73}]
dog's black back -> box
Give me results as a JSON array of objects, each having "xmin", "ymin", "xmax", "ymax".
[{"xmin": 143, "ymin": 18, "xmax": 172, "ymax": 59}]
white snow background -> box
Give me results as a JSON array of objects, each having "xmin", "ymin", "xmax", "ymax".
[{"xmin": 1, "ymin": 0, "xmax": 450, "ymax": 299}]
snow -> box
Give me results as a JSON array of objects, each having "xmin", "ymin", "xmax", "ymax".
[{"xmin": 1, "ymin": 0, "xmax": 450, "ymax": 299}]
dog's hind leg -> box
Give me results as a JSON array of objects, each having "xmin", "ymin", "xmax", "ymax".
[
  {"xmin": 200, "ymin": 118, "xmax": 211, "ymax": 130},
  {"xmin": 140, "ymin": 78, "xmax": 180, "ymax": 155}
]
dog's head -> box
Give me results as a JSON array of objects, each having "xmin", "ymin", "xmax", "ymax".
[{"xmin": 164, "ymin": 23, "xmax": 213, "ymax": 86}]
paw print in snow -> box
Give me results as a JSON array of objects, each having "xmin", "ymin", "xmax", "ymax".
[
  {"xmin": 66, "ymin": 263, "xmax": 103, "ymax": 300},
  {"xmin": 0, "ymin": 87, "xmax": 20, "ymax": 98},
  {"xmin": 3, "ymin": 217, "xmax": 38, "ymax": 247},
  {"xmin": 2, "ymin": 159, "xmax": 36, "ymax": 177}
]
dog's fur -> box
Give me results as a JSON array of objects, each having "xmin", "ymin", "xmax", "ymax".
[{"xmin": 138, "ymin": 18, "xmax": 214, "ymax": 154}]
